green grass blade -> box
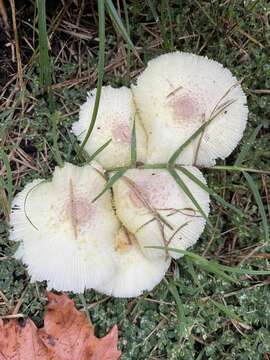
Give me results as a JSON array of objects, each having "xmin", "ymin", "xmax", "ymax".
[
  {"xmin": 235, "ymin": 124, "xmax": 262, "ymax": 166},
  {"xmin": 243, "ymin": 171, "xmax": 269, "ymax": 242},
  {"xmin": 0, "ymin": 177, "xmax": 7, "ymax": 217},
  {"xmin": 37, "ymin": 0, "xmax": 51, "ymax": 89},
  {"xmin": 78, "ymin": 0, "xmax": 105, "ymax": 156},
  {"xmin": 105, "ymin": 0, "xmax": 136, "ymax": 54},
  {"xmin": 185, "ymin": 258, "xmax": 204, "ymax": 290},
  {"xmin": 130, "ymin": 120, "xmax": 137, "ymax": 165},
  {"xmin": 208, "ymin": 165, "xmax": 270, "ymax": 175},
  {"xmin": 36, "ymin": 0, "xmax": 54, "ymax": 110},
  {"xmin": 139, "ymin": 163, "xmax": 168, "ymax": 170},
  {"xmin": 87, "ymin": 139, "xmax": 112, "ymax": 164},
  {"xmin": 160, "ymin": 0, "xmax": 174, "ymax": 50},
  {"xmin": 51, "ymin": 111, "xmax": 63, "ymax": 167},
  {"xmin": 65, "ymin": 131, "xmax": 90, "ymax": 163},
  {"xmin": 169, "ymin": 99, "xmax": 235, "ymax": 165},
  {"xmin": 183, "ymin": 249, "xmax": 237, "ymax": 283},
  {"xmin": 122, "ymin": 0, "xmax": 131, "ymax": 73},
  {"xmin": 164, "ymin": 0, "xmax": 174, "ymax": 49},
  {"xmin": 146, "ymin": 0, "xmax": 159, "ymax": 22},
  {"xmin": 24, "ymin": 180, "xmax": 48, "ymax": 231},
  {"xmin": 149, "ymin": 246, "xmax": 237, "ymax": 283},
  {"xmin": 200, "ymin": 262, "xmax": 237, "ymax": 283},
  {"xmin": 185, "ymin": 261, "xmax": 242, "ymax": 346},
  {"xmin": 168, "ymin": 168, "xmax": 212, "ymax": 228},
  {"xmin": 92, "ymin": 168, "xmax": 127, "ymax": 203},
  {"xmin": 186, "ymin": 260, "xmax": 239, "ymax": 322},
  {"xmin": 193, "ymin": 0, "xmax": 216, "ymax": 27},
  {"xmin": 218, "ymin": 264, "xmax": 270, "ymax": 276},
  {"xmin": 209, "ymin": 298, "xmax": 241, "ymax": 321},
  {"xmin": 166, "ymin": 280, "xmax": 187, "ymax": 337},
  {"xmin": 176, "ymin": 165, "xmax": 243, "ymax": 216},
  {"xmin": 154, "ymin": 246, "xmax": 270, "ymax": 277},
  {"xmin": 169, "ymin": 119, "xmax": 211, "ymax": 165},
  {"xmin": 146, "ymin": 0, "xmax": 173, "ymax": 50},
  {"xmin": 78, "ymin": 294, "xmax": 92, "ymax": 326},
  {"xmin": 0, "ymin": 150, "xmax": 13, "ymax": 211},
  {"xmin": 186, "ymin": 260, "xmax": 243, "ymax": 323},
  {"xmin": 37, "ymin": 0, "xmax": 62, "ymax": 169}
]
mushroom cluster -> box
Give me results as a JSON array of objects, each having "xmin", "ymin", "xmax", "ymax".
[{"xmin": 9, "ymin": 52, "xmax": 248, "ymax": 297}]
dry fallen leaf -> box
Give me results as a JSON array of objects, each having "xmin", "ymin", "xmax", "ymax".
[
  {"xmin": 0, "ymin": 319, "xmax": 52, "ymax": 360},
  {"xmin": 0, "ymin": 292, "xmax": 121, "ymax": 360}
]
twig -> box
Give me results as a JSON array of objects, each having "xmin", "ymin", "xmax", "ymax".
[{"xmin": 1, "ymin": 314, "xmax": 25, "ymax": 319}]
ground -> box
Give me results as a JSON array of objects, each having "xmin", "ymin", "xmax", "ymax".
[{"xmin": 0, "ymin": 1, "xmax": 270, "ymax": 359}]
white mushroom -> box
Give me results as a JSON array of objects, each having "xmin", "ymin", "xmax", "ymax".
[
  {"xmin": 10, "ymin": 162, "xmax": 170, "ymax": 297},
  {"xmin": 9, "ymin": 162, "xmax": 120, "ymax": 293},
  {"xmin": 10, "ymin": 52, "xmax": 246, "ymax": 297},
  {"xmin": 94, "ymin": 227, "xmax": 171, "ymax": 298},
  {"xmin": 132, "ymin": 51, "xmax": 248, "ymax": 166},
  {"xmin": 113, "ymin": 167, "xmax": 210, "ymax": 259},
  {"xmin": 72, "ymin": 85, "xmax": 147, "ymax": 169}
]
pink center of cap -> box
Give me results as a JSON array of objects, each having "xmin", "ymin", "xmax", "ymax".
[
  {"xmin": 71, "ymin": 198, "xmax": 94, "ymax": 225},
  {"xmin": 129, "ymin": 173, "xmax": 176, "ymax": 209},
  {"xmin": 169, "ymin": 94, "xmax": 198, "ymax": 120},
  {"xmin": 65, "ymin": 196, "xmax": 96, "ymax": 233},
  {"xmin": 112, "ymin": 123, "xmax": 131, "ymax": 144}
]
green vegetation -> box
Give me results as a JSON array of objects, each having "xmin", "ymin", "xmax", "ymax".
[{"xmin": 0, "ymin": 1, "xmax": 269, "ymax": 359}]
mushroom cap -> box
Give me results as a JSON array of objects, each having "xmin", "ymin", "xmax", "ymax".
[
  {"xmin": 94, "ymin": 227, "xmax": 171, "ymax": 297},
  {"xmin": 9, "ymin": 162, "xmax": 120, "ymax": 293},
  {"xmin": 72, "ymin": 85, "xmax": 147, "ymax": 169},
  {"xmin": 132, "ymin": 51, "xmax": 248, "ymax": 166},
  {"xmin": 113, "ymin": 167, "xmax": 210, "ymax": 259}
]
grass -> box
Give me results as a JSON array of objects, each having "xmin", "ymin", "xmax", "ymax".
[
  {"xmin": 0, "ymin": 0, "xmax": 270, "ymax": 359},
  {"xmin": 78, "ymin": 0, "xmax": 105, "ymax": 156}
]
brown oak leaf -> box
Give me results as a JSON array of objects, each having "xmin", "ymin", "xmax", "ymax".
[{"xmin": 0, "ymin": 292, "xmax": 121, "ymax": 360}]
